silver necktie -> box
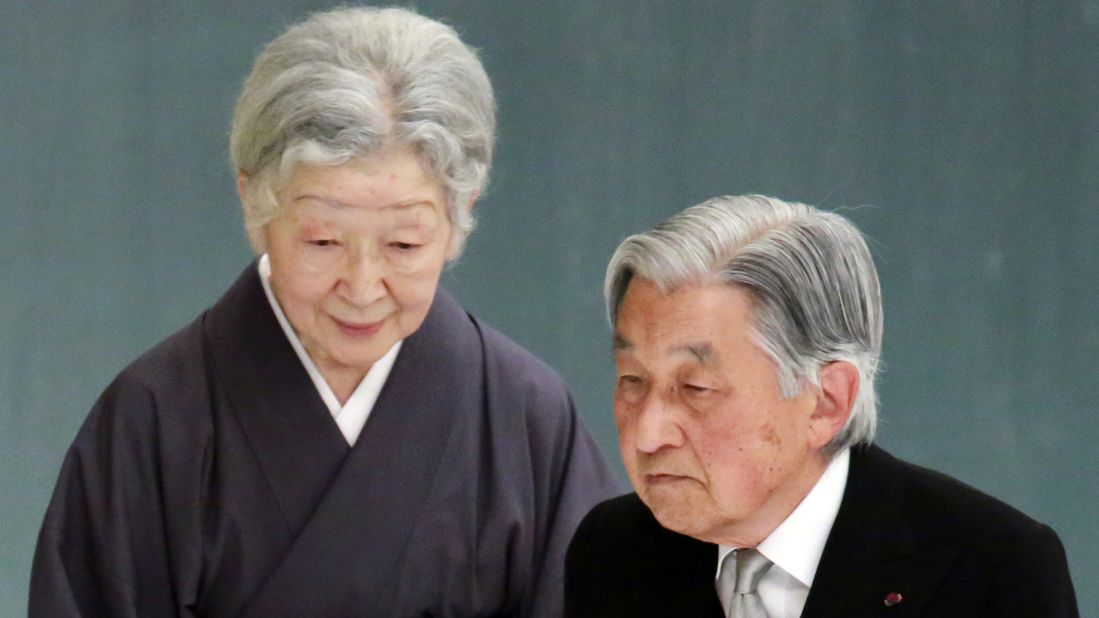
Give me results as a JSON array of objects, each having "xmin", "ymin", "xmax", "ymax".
[{"xmin": 717, "ymin": 548, "xmax": 773, "ymax": 618}]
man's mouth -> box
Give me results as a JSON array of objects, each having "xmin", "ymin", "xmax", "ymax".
[{"xmin": 644, "ymin": 472, "xmax": 691, "ymax": 485}]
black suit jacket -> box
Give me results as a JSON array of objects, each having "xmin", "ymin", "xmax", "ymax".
[{"xmin": 566, "ymin": 445, "xmax": 1078, "ymax": 617}]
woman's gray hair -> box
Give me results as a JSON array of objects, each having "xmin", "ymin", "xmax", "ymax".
[
  {"xmin": 230, "ymin": 6, "xmax": 495, "ymax": 255},
  {"xmin": 605, "ymin": 195, "xmax": 883, "ymax": 453}
]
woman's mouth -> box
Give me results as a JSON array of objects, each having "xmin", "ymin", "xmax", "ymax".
[{"xmin": 332, "ymin": 317, "xmax": 385, "ymax": 337}]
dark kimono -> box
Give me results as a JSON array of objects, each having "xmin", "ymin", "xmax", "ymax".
[{"xmin": 30, "ymin": 264, "xmax": 621, "ymax": 617}]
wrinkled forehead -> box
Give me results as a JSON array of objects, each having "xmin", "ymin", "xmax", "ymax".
[
  {"xmin": 290, "ymin": 197, "xmax": 444, "ymax": 226},
  {"xmin": 617, "ymin": 275, "xmax": 756, "ymax": 319},
  {"xmin": 614, "ymin": 278, "xmax": 759, "ymax": 354}
]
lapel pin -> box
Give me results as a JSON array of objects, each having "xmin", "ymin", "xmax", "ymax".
[{"xmin": 884, "ymin": 592, "xmax": 904, "ymax": 607}]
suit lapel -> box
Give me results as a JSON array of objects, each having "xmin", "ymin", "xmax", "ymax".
[
  {"xmin": 628, "ymin": 495, "xmax": 725, "ymax": 616},
  {"xmin": 661, "ymin": 533, "xmax": 725, "ymax": 616},
  {"xmin": 240, "ymin": 289, "xmax": 483, "ymax": 616},
  {"xmin": 205, "ymin": 263, "xmax": 350, "ymax": 537},
  {"xmin": 802, "ymin": 446, "xmax": 958, "ymax": 617}
]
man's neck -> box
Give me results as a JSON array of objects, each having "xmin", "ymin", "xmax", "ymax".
[
  {"xmin": 717, "ymin": 449, "xmax": 851, "ymax": 587},
  {"xmin": 710, "ymin": 451, "xmax": 834, "ymax": 548}
]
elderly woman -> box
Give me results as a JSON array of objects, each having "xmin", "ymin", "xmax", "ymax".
[{"xmin": 30, "ymin": 7, "xmax": 618, "ymax": 617}]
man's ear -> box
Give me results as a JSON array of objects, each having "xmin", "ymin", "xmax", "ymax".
[{"xmin": 808, "ymin": 360, "xmax": 860, "ymax": 449}]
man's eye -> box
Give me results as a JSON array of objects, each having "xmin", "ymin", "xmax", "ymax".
[
  {"xmin": 683, "ymin": 384, "xmax": 710, "ymax": 394},
  {"xmin": 308, "ymin": 239, "xmax": 337, "ymax": 247},
  {"xmin": 390, "ymin": 241, "xmax": 419, "ymax": 251}
]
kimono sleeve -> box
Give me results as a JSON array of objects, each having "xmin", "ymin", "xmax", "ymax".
[
  {"xmin": 29, "ymin": 372, "xmax": 179, "ymax": 617},
  {"xmin": 519, "ymin": 386, "xmax": 622, "ymax": 618}
]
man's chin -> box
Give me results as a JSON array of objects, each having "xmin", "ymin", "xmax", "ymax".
[{"xmin": 640, "ymin": 489, "xmax": 710, "ymax": 537}]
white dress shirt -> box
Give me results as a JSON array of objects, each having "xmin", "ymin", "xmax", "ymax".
[
  {"xmin": 716, "ymin": 449, "xmax": 850, "ymax": 618},
  {"xmin": 258, "ymin": 254, "xmax": 400, "ymax": 446}
]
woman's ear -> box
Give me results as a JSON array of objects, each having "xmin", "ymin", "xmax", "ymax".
[
  {"xmin": 236, "ymin": 172, "xmax": 250, "ymax": 204},
  {"xmin": 808, "ymin": 361, "xmax": 860, "ymax": 449},
  {"xmin": 445, "ymin": 192, "xmax": 479, "ymax": 260}
]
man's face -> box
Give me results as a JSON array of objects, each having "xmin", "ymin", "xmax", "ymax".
[{"xmin": 613, "ymin": 278, "xmax": 829, "ymax": 546}]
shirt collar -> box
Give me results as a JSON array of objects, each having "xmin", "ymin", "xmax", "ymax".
[
  {"xmin": 718, "ymin": 448, "xmax": 850, "ymax": 587},
  {"xmin": 257, "ymin": 254, "xmax": 401, "ymax": 445}
]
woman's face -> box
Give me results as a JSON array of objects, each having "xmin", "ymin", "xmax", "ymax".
[{"xmin": 260, "ymin": 149, "xmax": 453, "ymax": 387}]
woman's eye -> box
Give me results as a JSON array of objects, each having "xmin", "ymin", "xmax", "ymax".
[
  {"xmin": 390, "ymin": 241, "xmax": 419, "ymax": 251},
  {"xmin": 308, "ymin": 239, "xmax": 337, "ymax": 247}
]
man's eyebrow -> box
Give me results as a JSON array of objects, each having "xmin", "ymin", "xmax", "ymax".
[
  {"xmin": 612, "ymin": 337, "xmax": 713, "ymax": 366},
  {"xmin": 674, "ymin": 343, "xmax": 715, "ymax": 366}
]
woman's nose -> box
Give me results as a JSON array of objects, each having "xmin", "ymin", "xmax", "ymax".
[{"xmin": 338, "ymin": 249, "xmax": 387, "ymax": 306}]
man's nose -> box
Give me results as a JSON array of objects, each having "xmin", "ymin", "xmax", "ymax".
[
  {"xmin": 634, "ymin": 394, "xmax": 684, "ymax": 454},
  {"xmin": 339, "ymin": 247, "xmax": 387, "ymax": 306}
]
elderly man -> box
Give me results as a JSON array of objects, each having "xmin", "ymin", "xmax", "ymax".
[{"xmin": 566, "ymin": 195, "xmax": 1078, "ymax": 617}]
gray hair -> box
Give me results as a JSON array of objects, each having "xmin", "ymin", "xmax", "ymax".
[
  {"xmin": 230, "ymin": 6, "xmax": 495, "ymax": 255},
  {"xmin": 605, "ymin": 195, "xmax": 883, "ymax": 453}
]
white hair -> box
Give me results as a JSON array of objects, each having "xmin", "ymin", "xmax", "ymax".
[
  {"xmin": 605, "ymin": 195, "xmax": 883, "ymax": 453},
  {"xmin": 230, "ymin": 6, "xmax": 495, "ymax": 255}
]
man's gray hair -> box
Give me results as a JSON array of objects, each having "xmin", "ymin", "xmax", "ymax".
[
  {"xmin": 230, "ymin": 6, "xmax": 495, "ymax": 255},
  {"xmin": 605, "ymin": 195, "xmax": 883, "ymax": 453}
]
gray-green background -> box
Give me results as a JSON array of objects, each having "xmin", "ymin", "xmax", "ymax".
[{"xmin": 3, "ymin": 2, "xmax": 1096, "ymax": 614}]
